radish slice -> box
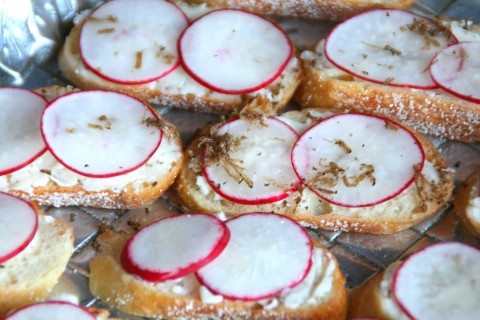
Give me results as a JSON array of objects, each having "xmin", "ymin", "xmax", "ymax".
[
  {"xmin": 0, "ymin": 192, "xmax": 38, "ymax": 263},
  {"xmin": 325, "ymin": 9, "xmax": 455, "ymax": 89},
  {"xmin": 179, "ymin": 9, "xmax": 292, "ymax": 94},
  {"xmin": 196, "ymin": 212, "xmax": 312, "ymax": 301},
  {"xmin": 41, "ymin": 90, "xmax": 162, "ymax": 178},
  {"xmin": 430, "ymin": 42, "xmax": 480, "ymax": 103},
  {"xmin": 121, "ymin": 213, "xmax": 230, "ymax": 282},
  {"xmin": 79, "ymin": 0, "xmax": 188, "ymax": 84},
  {"xmin": 0, "ymin": 88, "xmax": 47, "ymax": 175},
  {"xmin": 393, "ymin": 242, "xmax": 480, "ymax": 320},
  {"xmin": 202, "ymin": 117, "xmax": 300, "ymax": 205},
  {"xmin": 5, "ymin": 301, "xmax": 96, "ymax": 320},
  {"xmin": 291, "ymin": 113, "xmax": 424, "ymax": 207}
]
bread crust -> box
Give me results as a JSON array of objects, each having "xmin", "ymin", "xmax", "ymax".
[
  {"xmin": 454, "ymin": 170, "xmax": 480, "ymax": 237},
  {"xmin": 0, "ymin": 207, "xmax": 74, "ymax": 317},
  {"xmin": 0, "ymin": 86, "xmax": 184, "ymax": 209},
  {"xmin": 348, "ymin": 271, "xmax": 392, "ymax": 319},
  {"xmin": 296, "ymin": 42, "xmax": 480, "ymax": 142},
  {"xmin": 183, "ymin": 0, "xmax": 415, "ymax": 20},
  {"xmin": 174, "ymin": 109, "xmax": 454, "ymax": 234},
  {"xmin": 89, "ymin": 230, "xmax": 348, "ymax": 319},
  {"xmin": 58, "ymin": 12, "xmax": 302, "ymax": 115}
]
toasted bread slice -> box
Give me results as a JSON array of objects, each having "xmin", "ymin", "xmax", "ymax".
[
  {"xmin": 0, "ymin": 206, "xmax": 74, "ymax": 317},
  {"xmin": 174, "ymin": 108, "xmax": 454, "ymax": 234},
  {"xmin": 0, "ymin": 86, "xmax": 184, "ymax": 209},
  {"xmin": 177, "ymin": 0, "xmax": 415, "ymax": 20},
  {"xmin": 58, "ymin": 5, "xmax": 302, "ymax": 115},
  {"xmin": 89, "ymin": 228, "xmax": 347, "ymax": 319},
  {"xmin": 454, "ymin": 169, "xmax": 480, "ymax": 238},
  {"xmin": 295, "ymin": 20, "xmax": 480, "ymax": 142}
]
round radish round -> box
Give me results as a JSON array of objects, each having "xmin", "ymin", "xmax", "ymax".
[
  {"xmin": 291, "ymin": 113, "xmax": 425, "ymax": 207},
  {"xmin": 196, "ymin": 212, "xmax": 312, "ymax": 301},
  {"xmin": 393, "ymin": 242, "xmax": 480, "ymax": 320},
  {"xmin": 4, "ymin": 301, "xmax": 96, "ymax": 320},
  {"xmin": 430, "ymin": 42, "xmax": 480, "ymax": 103},
  {"xmin": 79, "ymin": 0, "xmax": 188, "ymax": 84},
  {"xmin": 0, "ymin": 192, "xmax": 38, "ymax": 264},
  {"xmin": 179, "ymin": 9, "xmax": 292, "ymax": 94},
  {"xmin": 0, "ymin": 87, "xmax": 47, "ymax": 175},
  {"xmin": 121, "ymin": 213, "xmax": 230, "ymax": 282},
  {"xmin": 202, "ymin": 117, "xmax": 300, "ymax": 205},
  {"xmin": 324, "ymin": 9, "xmax": 456, "ymax": 89},
  {"xmin": 41, "ymin": 90, "xmax": 162, "ymax": 178}
]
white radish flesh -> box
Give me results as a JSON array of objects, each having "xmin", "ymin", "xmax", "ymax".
[
  {"xmin": 179, "ymin": 9, "xmax": 292, "ymax": 94},
  {"xmin": 121, "ymin": 213, "xmax": 230, "ymax": 282},
  {"xmin": 41, "ymin": 90, "xmax": 162, "ymax": 178},
  {"xmin": 202, "ymin": 117, "xmax": 300, "ymax": 205},
  {"xmin": 430, "ymin": 42, "xmax": 480, "ymax": 103},
  {"xmin": 196, "ymin": 212, "xmax": 312, "ymax": 301},
  {"xmin": 291, "ymin": 113, "xmax": 424, "ymax": 207},
  {"xmin": 0, "ymin": 88, "xmax": 47, "ymax": 175},
  {"xmin": 5, "ymin": 301, "xmax": 96, "ymax": 320},
  {"xmin": 0, "ymin": 192, "xmax": 38, "ymax": 263},
  {"xmin": 325, "ymin": 9, "xmax": 455, "ymax": 88},
  {"xmin": 79, "ymin": 0, "xmax": 188, "ymax": 84},
  {"xmin": 393, "ymin": 242, "xmax": 480, "ymax": 320}
]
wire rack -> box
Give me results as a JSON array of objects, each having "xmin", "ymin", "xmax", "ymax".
[{"xmin": 1, "ymin": 0, "xmax": 479, "ymax": 319}]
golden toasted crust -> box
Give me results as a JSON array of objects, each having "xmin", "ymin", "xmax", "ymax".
[
  {"xmin": 0, "ymin": 207, "xmax": 74, "ymax": 317},
  {"xmin": 295, "ymin": 44, "xmax": 480, "ymax": 142},
  {"xmin": 348, "ymin": 271, "xmax": 389, "ymax": 319},
  {"xmin": 1, "ymin": 85, "xmax": 184, "ymax": 209},
  {"xmin": 89, "ymin": 231, "xmax": 348, "ymax": 320},
  {"xmin": 183, "ymin": 0, "xmax": 415, "ymax": 20},
  {"xmin": 174, "ymin": 109, "xmax": 454, "ymax": 234},
  {"xmin": 58, "ymin": 14, "xmax": 302, "ymax": 115},
  {"xmin": 454, "ymin": 170, "xmax": 480, "ymax": 237}
]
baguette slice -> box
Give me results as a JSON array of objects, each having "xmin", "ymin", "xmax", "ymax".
[
  {"xmin": 177, "ymin": 0, "xmax": 415, "ymax": 20},
  {"xmin": 295, "ymin": 21, "xmax": 480, "ymax": 142},
  {"xmin": 58, "ymin": 4, "xmax": 302, "ymax": 115},
  {"xmin": 454, "ymin": 169, "xmax": 480, "ymax": 238},
  {"xmin": 174, "ymin": 108, "xmax": 454, "ymax": 234},
  {"xmin": 0, "ymin": 205, "xmax": 74, "ymax": 317},
  {"xmin": 89, "ymin": 228, "xmax": 348, "ymax": 319},
  {"xmin": 0, "ymin": 86, "xmax": 184, "ymax": 209}
]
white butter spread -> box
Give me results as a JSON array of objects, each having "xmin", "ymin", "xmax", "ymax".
[
  {"xmin": 467, "ymin": 197, "xmax": 480, "ymax": 224},
  {"xmin": 0, "ymin": 137, "xmax": 181, "ymax": 194},
  {"xmin": 378, "ymin": 262, "xmax": 411, "ymax": 320}
]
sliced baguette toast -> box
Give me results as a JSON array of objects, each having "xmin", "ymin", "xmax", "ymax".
[
  {"xmin": 454, "ymin": 169, "xmax": 480, "ymax": 238},
  {"xmin": 89, "ymin": 228, "xmax": 348, "ymax": 319},
  {"xmin": 58, "ymin": 4, "xmax": 302, "ymax": 115},
  {"xmin": 174, "ymin": 108, "xmax": 454, "ymax": 234},
  {"xmin": 177, "ymin": 0, "xmax": 415, "ymax": 20},
  {"xmin": 295, "ymin": 21, "xmax": 480, "ymax": 142},
  {"xmin": 0, "ymin": 206, "xmax": 74, "ymax": 317},
  {"xmin": 0, "ymin": 86, "xmax": 184, "ymax": 209}
]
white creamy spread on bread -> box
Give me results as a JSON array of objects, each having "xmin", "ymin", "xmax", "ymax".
[
  {"xmin": 378, "ymin": 262, "xmax": 410, "ymax": 320},
  {"xmin": 467, "ymin": 196, "xmax": 480, "ymax": 224},
  {"xmin": 0, "ymin": 137, "xmax": 181, "ymax": 194}
]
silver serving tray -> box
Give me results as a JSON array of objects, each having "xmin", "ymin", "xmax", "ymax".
[{"xmin": 1, "ymin": 0, "xmax": 479, "ymax": 318}]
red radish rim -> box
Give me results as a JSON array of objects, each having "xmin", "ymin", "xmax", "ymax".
[
  {"xmin": 291, "ymin": 113, "xmax": 425, "ymax": 208},
  {"xmin": 201, "ymin": 117, "xmax": 300, "ymax": 205},
  {"xmin": 0, "ymin": 87, "xmax": 48, "ymax": 176},
  {"xmin": 79, "ymin": 0, "xmax": 189, "ymax": 85},
  {"xmin": 430, "ymin": 41, "xmax": 480, "ymax": 104},
  {"xmin": 0, "ymin": 192, "xmax": 39, "ymax": 264},
  {"xmin": 121, "ymin": 213, "xmax": 230, "ymax": 282},
  {"xmin": 178, "ymin": 9, "xmax": 293, "ymax": 94},
  {"xmin": 4, "ymin": 301, "xmax": 96, "ymax": 319},
  {"xmin": 40, "ymin": 90, "xmax": 163, "ymax": 178},
  {"xmin": 195, "ymin": 212, "xmax": 313, "ymax": 301},
  {"xmin": 392, "ymin": 242, "xmax": 480, "ymax": 320},
  {"xmin": 324, "ymin": 9, "xmax": 458, "ymax": 90}
]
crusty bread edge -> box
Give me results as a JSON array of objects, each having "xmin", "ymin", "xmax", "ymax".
[
  {"xmin": 454, "ymin": 170, "xmax": 480, "ymax": 238},
  {"xmin": 89, "ymin": 231, "xmax": 348, "ymax": 320},
  {"xmin": 295, "ymin": 48, "xmax": 480, "ymax": 142}
]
